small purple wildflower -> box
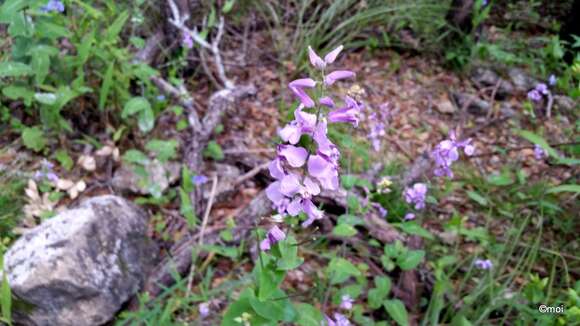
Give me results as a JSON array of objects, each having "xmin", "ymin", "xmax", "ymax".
[
  {"xmin": 41, "ymin": 0, "xmax": 65, "ymax": 13},
  {"xmin": 432, "ymin": 131, "xmax": 474, "ymax": 178},
  {"xmin": 182, "ymin": 33, "xmax": 194, "ymax": 49},
  {"xmin": 340, "ymin": 295, "xmax": 354, "ymax": 310},
  {"xmin": 156, "ymin": 95, "xmax": 166, "ymax": 101},
  {"xmin": 324, "ymin": 70, "xmax": 356, "ymax": 86},
  {"xmin": 548, "ymin": 74, "xmax": 557, "ymax": 86},
  {"xmin": 325, "ymin": 313, "xmax": 351, "ymax": 326},
  {"xmin": 474, "ymin": 259, "xmax": 493, "ymax": 270},
  {"xmin": 404, "ymin": 213, "xmax": 416, "ymax": 221},
  {"xmin": 192, "ymin": 175, "xmax": 209, "ymax": 185},
  {"xmin": 34, "ymin": 159, "xmax": 58, "ymax": 182},
  {"xmin": 404, "ymin": 183, "xmax": 427, "ymax": 210},
  {"xmin": 289, "ymin": 78, "xmax": 317, "ymax": 108},
  {"xmin": 527, "ymin": 89, "xmax": 541, "ymax": 102},
  {"xmin": 198, "ymin": 302, "xmax": 210, "ymax": 318},
  {"xmin": 535, "ymin": 83, "xmax": 549, "ymax": 95},
  {"xmin": 259, "ymin": 225, "xmax": 286, "ymax": 251},
  {"xmin": 534, "ymin": 145, "xmax": 546, "ymax": 160},
  {"xmin": 328, "ymin": 96, "xmax": 361, "ymax": 127}
]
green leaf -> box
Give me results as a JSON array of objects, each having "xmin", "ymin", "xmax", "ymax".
[
  {"xmin": 0, "ymin": 254, "xmax": 12, "ymax": 325},
  {"xmin": 277, "ymin": 236, "xmax": 303, "ymax": 271},
  {"xmin": 332, "ymin": 223, "xmax": 357, "ymax": 237},
  {"xmin": 0, "ymin": 0, "xmax": 28, "ymax": 23},
  {"xmin": 2, "ymin": 86, "xmax": 33, "ymax": 105},
  {"xmin": 250, "ymin": 289, "xmax": 296, "ymax": 322},
  {"xmin": 203, "ymin": 141, "xmax": 224, "ymax": 160},
  {"xmin": 394, "ymin": 222, "xmax": 434, "ymax": 240},
  {"xmin": 397, "ymin": 250, "xmax": 425, "ymax": 270},
  {"xmin": 515, "ymin": 130, "xmax": 558, "ymax": 158},
  {"xmin": 327, "ymin": 258, "xmax": 361, "ymax": 285},
  {"xmin": 368, "ymin": 276, "xmax": 391, "ymax": 309},
  {"xmin": 0, "ymin": 61, "xmax": 32, "ymax": 77},
  {"xmin": 222, "ymin": 0, "xmax": 235, "ymax": 13},
  {"xmin": 122, "ymin": 149, "xmax": 149, "ymax": 165},
  {"xmin": 54, "ymin": 149, "xmax": 73, "ymax": 171},
  {"xmin": 98, "ymin": 62, "xmax": 115, "ymax": 110},
  {"xmin": 201, "ymin": 245, "xmax": 238, "ymax": 259},
  {"xmin": 295, "ymin": 303, "xmax": 323, "ymax": 326},
  {"xmin": 145, "ymin": 139, "xmax": 178, "ymax": 162},
  {"xmin": 221, "ymin": 289, "xmax": 268, "ymax": 326},
  {"xmin": 384, "ymin": 299, "xmax": 409, "ymax": 326},
  {"xmin": 257, "ymin": 265, "xmax": 285, "ymax": 301},
  {"xmin": 179, "ymin": 188, "xmax": 196, "ymax": 227},
  {"xmin": 487, "ymin": 173, "xmax": 513, "ymax": 186},
  {"xmin": 22, "ymin": 127, "xmax": 46, "ymax": 152},
  {"xmin": 138, "ymin": 106, "xmax": 155, "ymax": 133},
  {"xmin": 34, "ymin": 92, "xmax": 57, "ymax": 105},
  {"xmin": 104, "ymin": 10, "xmax": 129, "ymax": 43},
  {"xmin": 122, "ymin": 97, "xmax": 150, "ymax": 119},
  {"xmin": 337, "ymin": 214, "xmax": 364, "ymax": 226},
  {"xmin": 546, "ymin": 184, "xmax": 580, "ymax": 194},
  {"xmin": 466, "ymin": 191, "xmax": 488, "ymax": 206}
]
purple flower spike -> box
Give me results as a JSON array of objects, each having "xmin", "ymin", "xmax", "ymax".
[
  {"xmin": 260, "ymin": 225, "xmax": 286, "ymax": 251},
  {"xmin": 308, "ymin": 155, "xmax": 339, "ymax": 191},
  {"xmin": 534, "ymin": 145, "xmax": 546, "ymax": 160},
  {"xmin": 404, "ymin": 213, "xmax": 416, "ymax": 221},
  {"xmin": 474, "ymin": 258, "xmax": 493, "ymax": 270},
  {"xmin": 279, "ymin": 105, "xmax": 317, "ymax": 144},
  {"xmin": 307, "ymin": 45, "xmax": 344, "ymax": 70},
  {"xmin": 340, "ymin": 295, "xmax": 354, "ymax": 310},
  {"xmin": 278, "ymin": 144, "xmax": 308, "ymax": 168},
  {"xmin": 328, "ymin": 96, "xmax": 361, "ymax": 127},
  {"xmin": 289, "ymin": 79, "xmax": 317, "ymax": 108},
  {"xmin": 324, "ymin": 70, "xmax": 356, "ymax": 86},
  {"xmin": 320, "ymin": 96, "xmax": 335, "ymax": 108},
  {"xmin": 404, "ymin": 183, "xmax": 427, "ymax": 210}
]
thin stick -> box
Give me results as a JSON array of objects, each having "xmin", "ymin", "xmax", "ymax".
[
  {"xmin": 185, "ymin": 173, "xmax": 218, "ymax": 296},
  {"xmin": 233, "ymin": 162, "xmax": 269, "ymax": 186}
]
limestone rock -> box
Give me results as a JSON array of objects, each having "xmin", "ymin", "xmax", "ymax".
[
  {"xmin": 470, "ymin": 67, "xmax": 514, "ymax": 96},
  {"xmin": 508, "ymin": 68, "xmax": 539, "ymax": 92},
  {"xmin": 112, "ymin": 160, "xmax": 180, "ymax": 196},
  {"xmin": 3, "ymin": 195, "xmax": 156, "ymax": 326}
]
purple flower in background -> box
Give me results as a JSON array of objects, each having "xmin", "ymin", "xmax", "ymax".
[
  {"xmin": 340, "ymin": 295, "xmax": 354, "ymax": 310},
  {"xmin": 535, "ymin": 83, "xmax": 549, "ymax": 95},
  {"xmin": 199, "ymin": 302, "xmax": 210, "ymax": 318},
  {"xmin": 432, "ymin": 131, "xmax": 474, "ymax": 178},
  {"xmin": 404, "ymin": 213, "xmax": 416, "ymax": 221},
  {"xmin": 548, "ymin": 74, "xmax": 557, "ymax": 86},
  {"xmin": 289, "ymin": 78, "xmax": 317, "ymax": 108},
  {"xmin": 325, "ymin": 313, "xmax": 351, "ymax": 326},
  {"xmin": 182, "ymin": 33, "xmax": 194, "ymax": 49},
  {"xmin": 474, "ymin": 259, "xmax": 493, "ymax": 270},
  {"xmin": 307, "ymin": 45, "xmax": 344, "ymax": 70},
  {"xmin": 34, "ymin": 159, "xmax": 58, "ymax": 182},
  {"xmin": 482, "ymin": 0, "xmax": 489, "ymax": 6},
  {"xmin": 192, "ymin": 175, "xmax": 209, "ymax": 185},
  {"xmin": 328, "ymin": 96, "xmax": 361, "ymax": 127},
  {"xmin": 279, "ymin": 105, "xmax": 317, "ymax": 144},
  {"xmin": 41, "ymin": 0, "xmax": 64, "ymax": 13},
  {"xmin": 372, "ymin": 203, "xmax": 388, "ymax": 218},
  {"xmin": 366, "ymin": 103, "xmax": 391, "ymax": 152},
  {"xmin": 527, "ymin": 89, "xmax": 541, "ymax": 102},
  {"xmin": 324, "ymin": 70, "xmax": 356, "ymax": 86},
  {"xmin": 404, "ymin": 183, "xmax": 427, "ymax": 210},
  {"xmin": 260, "ymin": 225, "xmax": 286, "ymax": 251},
  {"xmin": 534, "ymin": 145, "xmax": 546, "ymax": 160}
]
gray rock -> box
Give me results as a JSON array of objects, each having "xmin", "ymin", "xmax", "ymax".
[
  {"xmin": 3, "ymin": 195, "xmax": 156, "ymax": 326},
  {"xmin": 452, "ymin": 92, "xmax": 491, "ymax": 115},
  {"xmin": 470, "ymin": 67, "xmax": 514, "ymax": 96},
  {"xmin": 112, "ymin": 160, "xmax": 180, "ymax": 196},
  {"xmin": 508, "ymin": 68, "xmax": 539, "ymax": 92}
]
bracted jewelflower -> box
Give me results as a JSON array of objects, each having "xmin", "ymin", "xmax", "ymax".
[
  {"xmin": 259, "ymin": 225, "xmax": 286, "ymax": 251},
  {"xmin": 328, "ymin": 96, "xmax": 361, "ymax": 127},
  {"xmin": 548, "ymin": 74, "xmax": 557, "ymax": 86},
  {"xmin": 279, "ymin": 104, "xmax": 317, "ymax": 144},
  {"xmin": 308, "ymin": 45, "xmax": 344, "ymax": 70},
  {"xmin": 432, "ymin": 131, "xmax": 474, "ymax": 178},
  {"xmin": 324, "ymin": 70, "xmax": 356, "ymax": 86}
]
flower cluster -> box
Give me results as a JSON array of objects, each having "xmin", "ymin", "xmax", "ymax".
[
  {"xmin": 404, "ymin": 183, "xmax": 427, "ymax": 210},
  {"xmin": 265, "ymin": 45, "xmax": 358, "ymax": 232},
  {"xmin": 367, "ymin": 103, "xmax": 391, "ymax": 151},
  {"xmin": 34, "ymin": 159, "xmax": 58, "ymax": 183},
  {"xmin": 474, "ymin": 258, "xmax": 493, "ymax": 270},
  {"xmin": 527, "ymin": 83, "xmax": 549, "ymax": 102},
  {"xmin": 432, "ymin": 131, "xmax": 474, "ymax": 178},
  {"xmin": 40, "ymin": 0, "xmax": 64, "ymax": 13}
]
